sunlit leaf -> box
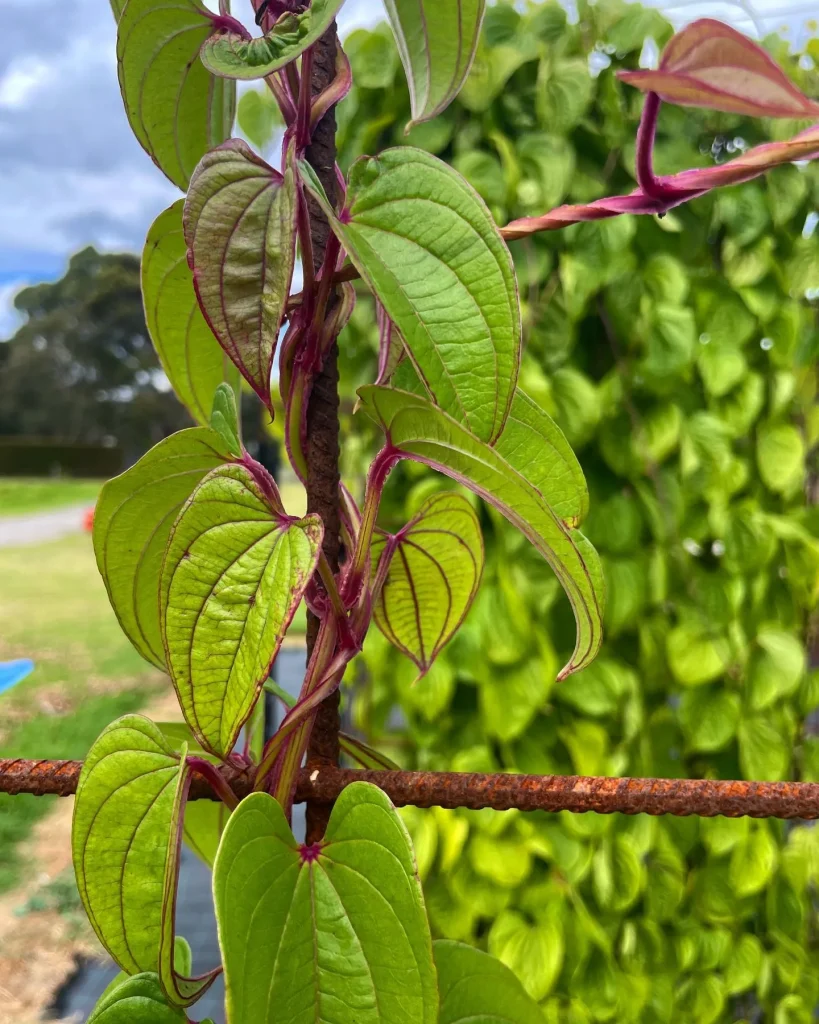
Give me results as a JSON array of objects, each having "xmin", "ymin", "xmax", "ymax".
[
  {"xmin": 201, "ymin": 0, "xmax": 346, "ymax": 80},
  {"xmin": 210, "ymin": 382, "xmax": 243, "ymax": 458},
  {"xmin": 620, "ymin": 19, "xmax": 819, "ymax": 119},
  {"xmin": 373, "ymin": 492, "xmax": 484, "ymax": 675},
  {"xmin": 302, "ymin": 148, "xmax": 521, "ymax": 443},
  {"xmin": 184, "ymin": 140, "xmax": 297, "ymax": 407},
  {"xmin": 160, "ymin": 463, "xmax": 322, "ymax": 757},
  {"xmin": 143, "ymin": 201, "xmax": 240, "ymax": 426},
  {"xmin": 213, "ymin": 784, "xmax": 438, "ymax": 1024},
  {"xmin": 117, "ymin": 0, "xmax": 235, "ymax": 190},
  {"xmin": 72, "ymin": 716, "xmax": 218, "ymax": 1006},
  {"xmin": 358, "ymin": 386, "xmax": 604, "ymax": 677},
  {"xmin": 87, "ymin": 974, "xmax": 187, "ymax": 1023},
  {"xmin": 93, "ymin": 429, "xmax": 233, "ymax": 670},
  {"xmin": 435, "ymin": 940, "xmax": 543, "ymax": 1024},
  {"xmin": 384, "ymin": 0, "xmax": 486, "ymax": 127}
]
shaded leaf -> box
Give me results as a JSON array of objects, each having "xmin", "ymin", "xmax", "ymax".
[
  {"xmin": 143, "ymin": 201, "xmax": 240, "ymax": 427},
  {"xmin": 373, "ymin": 492, "xmax": 484, "ymax": 675},
  {"xmin": 358, "ymin": 385, "xmax": 604, "ymax": 678},
  {"xmin": 620, "ymin": 19, "xmax": 819, "ymax": 119},
  {"xmin": 375, "ymin": 302, "xmax": 406, "ymax": 388},
  {"xmin": 184, "ymin": 140, "xmax": 297, "ymax": 406},
  {"xmin": 304, "ymin": 148, "xmax": 521, "ymax": 443},
  {"xmin": 93, "ymin": 428, "xmax": 233, "ymax": 670},
  {"xmin": 117, "ymin": 0, "xmax": 235, "ymax": 190},
  {"xmin": 384, "ymin": 0, "xmax": 486, "ymax": 127},
  {"xmin": 236, "ymin": 88, "xmax": 282, "ymax": 150},
  {"xmin": 213, "ymin": 784, "xmax": 438, "ymax": 1024},
  {"xmin": 434, "ymin": 940, "xmax": 543, "ymax": 1024},
  {"xmin": 87, "ymin": 973, "xmax": 187, "ymax": 1024},
  {"xmin": 72, "ymin": 716, "xmax": 217, "ymax": 1006},
  {"xmin": 201, "ymin": 0, "xmax": 346, "ymax": 80},
  {"xmin": 160, "ymin": 463, "xmax": 322, "ymax": 757}
]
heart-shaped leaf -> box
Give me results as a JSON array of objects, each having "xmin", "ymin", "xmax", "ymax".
[
  {"xmin": 301, "ymin": 148, "xmax": 521, "ymax": 444},
  {"xmin": 434, "ymin": 940, "xmax": 543, "ymax": 1024},
  {"xmin": 93, "ymin": 428, "xmax": 233, "ymax": 670},
  {"xmin": 620, "ymin": 19, "xmax": 819, "ymax": 119},
  {"xmin": 117, "ymin": 0, "xmax": 235, "ymax": 190},
  {"xmin": 185, "ymin": 140, "xmax": 297, "ymax": 407},
  {"xmin": 213, "ymin": 783, "xmax": 438, "ymax": 1024},
  {"xmin": 87, "ymin": 974, "xmax": 187, "ymax": 1024},
  {"xmin": 385, "ymin": 0, "xmax": 486, "ymax": 127},
  {"xmin": 201, "ymin": 0, "xmax": 346, "ymax": 80},
  {"xmin": 358, "ymin": 386, "xmax": 604, "ymax": 677},
  {"xmin": 373, "ymin": 492, "xmax": 484, "ymax": 675},
  {"xmin": 72, "ymin": 716, "xmax": 218, "ymax": 1006},
  {"xmin": 143, "ymin": 201, "xmax": 240, "ymax": 426},
  {"xmin": 161, "ymin": 462, "xmax": 322, "ymax": 758}
]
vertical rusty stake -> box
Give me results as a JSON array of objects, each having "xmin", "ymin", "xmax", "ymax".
[{"xmin": 304, "ymin": 24, "xmax": 342, "ymax": 844}]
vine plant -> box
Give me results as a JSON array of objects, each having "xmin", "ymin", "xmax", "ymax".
[{"xmin": 74, "ymin": 1, "xmax": 819, "ymax": 1020}]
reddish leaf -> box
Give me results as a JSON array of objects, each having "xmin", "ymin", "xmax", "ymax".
[{"xmin": 620, "ymin": 19, "xmax": 819, "ymax": 119}]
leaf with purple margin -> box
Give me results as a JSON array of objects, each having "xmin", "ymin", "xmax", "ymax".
[
  {"xmin": 93, "ymin": 428, "xmax": 234, "ymax": 671},
  {"xmin": 117, "ymin": 0, "xmax": 235, "ymax": 190},
  {"xmin": 160, "ymin": 462, "xmax": 322, "ymax": 758},
  {"xmin": 372, "ymin": 492, "xmax": 484, "ymax": 676},
  {"xmin": 201, "ymin": 0, "xmax": 346, "ymax": 81},
  {"xmin": 184, "ymin": 140, "xmax": 297, "ymax": 407},
  {"xmin": 72, "ymin": 716, "xmax": 219, "ymax": 1008},
  {"xmin": 358, "ymin": 386, "xmax": 604, "ymax": 678},
  {"xmin": 143, "ymin": 201, "xmax": 240, "ymax": 427},
  {"xmin": 385, "ymin": 0, "xmax": 486, "ymax": 128}
]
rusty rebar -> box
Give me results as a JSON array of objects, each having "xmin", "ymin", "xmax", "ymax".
[{"xmin": 4, "ymin": 759, "xmax": 819, "ymax": 819}]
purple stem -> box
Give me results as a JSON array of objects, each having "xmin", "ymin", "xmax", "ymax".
[
  {"xmin": 186, "ymin": 756, "xmax": 239, "ymax": 810},
  {"xmin": 634, "ymin": 92, "xmax": 680, "ymax": 204}
]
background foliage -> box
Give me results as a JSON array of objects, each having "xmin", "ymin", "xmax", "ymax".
[{"xmin": 327, "ymin": 2, "xmax": 819, "ymax": 1020}]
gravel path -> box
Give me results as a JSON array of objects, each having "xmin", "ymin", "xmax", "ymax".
[{"xmin": 0, "ymin": 504, "xmax": 89, "ymax": 549}]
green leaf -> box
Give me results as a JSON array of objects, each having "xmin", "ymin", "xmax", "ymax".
[
  {"xmin": 666, "ymin": 623, "xmax": 730, "ymax": 686},
  {"xmin": 308, "ymin": 148, "xmax": 521, "ymax": 444},
  {"xmin": 117, "ymin": 0, "xmax": 235, "ymax": 190},
  {"xmin": 730, "ymin": 824, "xmax": 778, "ymax": 897},
  {"xmin": 210, "ymin": 382, "xmax": 242, "ymax": 458},
  {"xmin": 213, "ymin": 784, "xmax": 438, "ymax": 1024},
  {"xmin": 143, "ymin": 201, "xmax": 240, "ymax": 427},
  {"xmin": 201, "ymin": 0, "xmax": 346, "ymax": 80},
  {"xmin": 488, "ymin": 909, "xmax": 563, "ymax": 1002},
  {"xmin": 757, "ymin": 423, "xmax": 805, "ymax": 495},
  {"xmin": 72, "ymin": 716, "xmax": 217, "ymax": 1005},
  {"xmin": 358, "ymin": 386, "xmax": 604, "ymax": 678},
  {"xmin": 236, "ymin": 88, "xmax": 282, "ymax": 150},
  {"xmin": 434, "ymin": 940, "xmax": 544, "ymax": 1024},
  {"xmin": 480, "ymin": 654, "xmax": 556, "ymax": 742},
  {"xmin": 184, "ymin": 140, "xmax": 297, "ymax": 406},
  {"xmin": 384, "ymin": 0, "xmax": 486, "ymax": 127},
  {"xmin": 161, "ymin": 463, "xmax": 322, "ymax": 757},
  {"xmin": 748, "ymin": 629, "xmax": 805, "ymax": 711},
  {"xmin": 680, "ymin": 688, "xmax": 740, "ymax": 752},
  {"xmin": 88, "ymin": 974, "xmax": 187, "ymax": 1023},
  {"xmin": 93, "ymin": 428, "xmax": 232, "ymax": 669},
  {"xmin": 697, "ymin": 341, "xmax": 748, "ymax": 398},
  {"xmin": 373, "ymin": 492, "xmax": 484, "ymax": 675},
  {"xmin": 739, "ymin": 715, "xmax": 791, "ymax": 781}
]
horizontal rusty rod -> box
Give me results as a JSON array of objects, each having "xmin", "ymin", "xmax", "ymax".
[{"xmin": 3, "ymin": 758, "xmax": 819, "ymax": 819}]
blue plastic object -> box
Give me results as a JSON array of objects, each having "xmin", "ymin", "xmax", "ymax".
[{"xmin": 0, "ymin": 659, "xmax": 34, "ymax": 695}]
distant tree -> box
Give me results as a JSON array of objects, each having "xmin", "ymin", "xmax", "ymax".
[{"xmin": 0, "ymin": 247, "xmax": 189, "ymax": 458}]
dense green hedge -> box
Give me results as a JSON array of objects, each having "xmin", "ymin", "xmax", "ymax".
[{"xmin": 332, "ymin": 3, "xmax": 819, "ymax": 1020}]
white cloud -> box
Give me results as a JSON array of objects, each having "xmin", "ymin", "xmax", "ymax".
[{"xmin": 0, "ymin": 58, "xmax": 54, "ymax": 110}]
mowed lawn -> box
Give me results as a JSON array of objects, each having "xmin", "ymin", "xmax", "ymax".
[
  {"xmin": 0, "ymin": 531, "xmax": 165, "ymax": 892},
  {"xmin": 0, "ymin": 477, "xmax": 100, "ymax": 517}
]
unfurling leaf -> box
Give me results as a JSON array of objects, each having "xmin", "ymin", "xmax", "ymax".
[
  {"xmin": 385, "ymin": 0, "xmax": 486, "ymax": 127},
  {"xmin": 185, "ymin": 140, "xmax": 297, "ymax": 406},
  {"xmin": 210, "ymin": 382, "xmax": 243, "ymax": 458},
  {"xmin": 434, "ymin": 940, "xmax": 544, "ymax": 1024},
  {"xmin": 619, "ymin": 19, "xmax": 819, "ymax": 119},
  {"xmin": 358, "ymin": 386, "xmax": 604, "ymax": 677},
  {"xmin": 93, "ymin": 429, "xmax": 234, "ymax": 670},
  {"xmin": 213, "ymin": 783, "xmax": 438, "ymax": 1024},
  {"xmin": 160, "ymin": 463, "xmax": 322, "ymax": 758},
  {"xmin": 87, "ymin": 974, "xmax": 187, "ymax": 1023},
  {"xmin": 143, "ymin": 201, "xmax": 240, "ymax": 426},
  {"xmin": 373, "ymin": 492, "xmax": 484, "ymax": 675},
  {"xmin": 201, "ymin": 0, "xmax": 346, "ymax": 80},
  {"xmin": 117, "ymin": 0, "xmax": 235, "ymax": 190},
  {"xmin": 72, "ymin": 716, "xmax": 218, "ymax": 1006},
  {"xmin": 302, "ymin": 148, "xmax": 521, "ymax": 443}
]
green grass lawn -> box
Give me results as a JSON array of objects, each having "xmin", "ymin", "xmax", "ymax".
[
  {"xmin": 0, "ymin": 477, "xmax": 100, "ymax": 517},
  {"xmin": 0, "ymin": 532, "xmax": 164, "ymax": 892}
]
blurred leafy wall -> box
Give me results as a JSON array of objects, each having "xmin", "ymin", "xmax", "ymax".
[{"xmin": 320, "ymin": 2, "xmax": 819, "ymax": 1020}]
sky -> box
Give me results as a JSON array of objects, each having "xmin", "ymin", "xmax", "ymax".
[{"xmin": 0, "ymin": 0, "xmax": 814, "ymax": 337}]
